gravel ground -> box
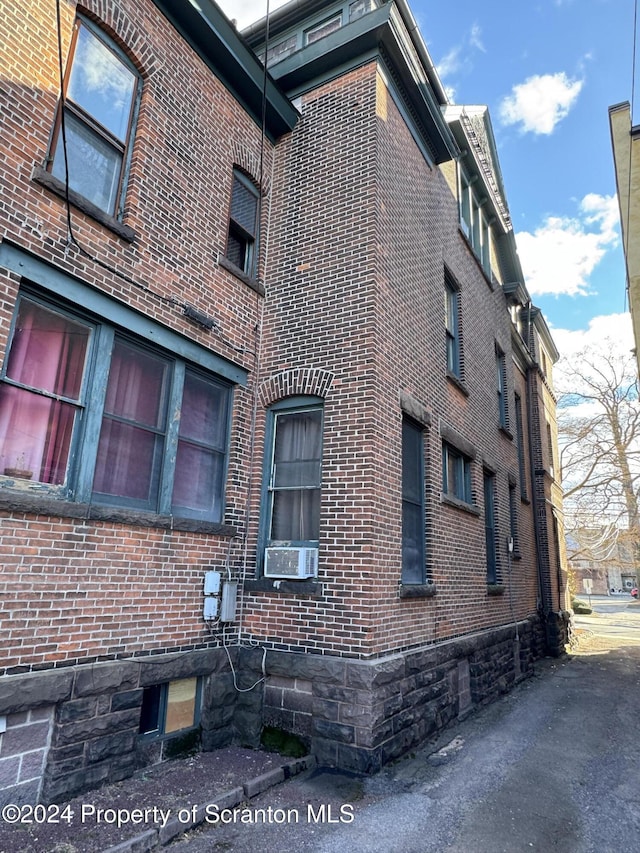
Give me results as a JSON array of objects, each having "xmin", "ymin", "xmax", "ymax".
[{"xmin": 0, "ymin": 747, "xmax": 284, "ymax": 853}]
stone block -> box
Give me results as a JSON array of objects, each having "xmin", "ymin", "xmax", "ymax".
[
  {"xmin": 312, "ymin": 719, "xmax": 354, "ymax": 744},
  {"xmin": 244, "ymin": 766, "xmax": 284, "ymax": 798},
  {"xmin": 267, "ymin": 675, "xmax": 294, "ymax": 689},
  {"xmin": 18, "ymin": 749, "xmax": 46, "ymax": 782},
  {"xmin": 355, "ymin": 718, "xmax": 394, "ymax": 748},
  {"xmin": 6, "ymin": 711, "xmax": 29, "ymax": 726},
  {"xmin": 0, "ymin": 755, "xmax": 20, "ymax": 787},
  {"xmin": 268, "ymin": 652, "xmax": 345, "ymax": 684},
  {"xmin": 137, "ymin": 649, "xmax": 223, "ymax": 686},
  {"xmin": 87, "ymin": 731, "xmax": 136, "ymax": 764},
  {"xmin": 0, "ymin": 778, "xmax": 40, "ymax": 808},
  {"xmin": 73, "ymin": 661, "xmax": 139, "ymax": 698},
  {"xmin": 263, "ymin": 707, "xmax": 294, "ymax": 731},
  {"xmin": 30, "ymin": 707, "xmax": 54, "ymax": 723},
  {"xmin": 159, "ymin": 815, "xmax": 188, "ymax": 845},
  {"xmin": 102, "ymin": 828, "xmax": 157, "ymax": 853},
  {"xmin": 290, "ymin": 712, "xmax": 312, "ymax": 736},
  {"xmin": 53, "ymin": 708, "xmax": 139, "ymax": 747},
  {"xmin": 201, "ymin": 726, "xmax": 233, "ymax": 752},
  {"xmin": 42, "ymin": 761, "xmax": 111, "ymax": 803},
  {"xmin": 345, "ymin": 657, "xmax": 405, "ymax": 690},
  {"xmin": 336, "ymin": 743, "xmax": 382, "ymax": 775},
  {"xmin": 311, "ymin": 697, "xmax": 339, "ymax": 721},
  {"xmin": 1, "ymin": 720, "xmax": 50, "ymax": 756},
  {"xmin": 283, "ymin": 689, "xmax": 312, "ymax": 714},
  {"xmin": 264, "ymin": 685, "xmax": 284, "ymax": 708},
  {"xmin": 111, "ymin": 688, "xmax": 144, "ymax": 712},
  {"xmin": 0, "ymin": 671, "xmax": 73, "ymax": 715},
  {"xmin": 57, "ymin": 696, "xmax": 98, "ymax": 723},
  {"xmin": 310, "ymin": 736, "xmax": 338, "ymax": 768}
]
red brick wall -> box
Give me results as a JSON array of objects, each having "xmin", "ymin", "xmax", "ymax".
[
  {"xmin": 0, "ymin": 0, "xmax": 271, "ymax": 672},
  {"xmin": 241, "ymin": 63, "xmax": 541, "ymax": 656}
]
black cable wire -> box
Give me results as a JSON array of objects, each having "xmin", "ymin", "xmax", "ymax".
[{"xmin": 52, "ymin": 0, "xmax": 254, "ymax": 357}]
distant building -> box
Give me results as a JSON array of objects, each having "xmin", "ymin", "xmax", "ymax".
[
  {"xmin": 0, "ymin": 0, "xmax": 567, "ymax": 804},
  {"xmin": 610, "ymin": 102, "xmax": 640, "ymax": 373}
]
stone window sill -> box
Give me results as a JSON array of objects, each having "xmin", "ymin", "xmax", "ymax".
[
  {"xmin": 244, "ymin": 577, "xmax": 323, "ymax": 597},
  {"xmin": 0, "ymin": 487, "xmax": 236, "ymax": 536},
  {"xmin": 218, "ymin": 254, "xmax": 265, "ymax": 296},
  {"xmin": 499, "ymin": 425, "xmax": 514, "ymax": 441},
  {"xmin": 441, "ymin": 493, "xmax": 481, "ymax": 516},
  {"xmin": 487, "ymin": 583, "xmax": 506, "ymax": 596},
  {"xmin": 399, "ymin": 582, "xmax": 437, "ymax": 599},
  {"xmin": 446, "ymin": 371, "xmax": 469, "ymax": 396},
  {"xmin": 32, "ymin": 165, "xmax": 137, "ymax": 243}
]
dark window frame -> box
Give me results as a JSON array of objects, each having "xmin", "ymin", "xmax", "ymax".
[
  {"xmin": 258, "ymin": 396, "xmax": 324, "ymax": 570},
  {"xmin": 483, "ymin": 470, "xmax": 498, "ymax": 584},
  {"xmin": 138, "ymin": 677, "xmax": 203, "ymax": 740},
  {"xmin": 496, "ymin": 346, "xmax": 509, "ymax": 429},
  {"xmin": 0, "ymin": 289, "xmax": 233, "ymax": 523},
  {"xmin": 442, "ymin": 441, "xmax": 472, "ymax": 504},
  {"xmin": 514, "ymin": 392, "xmax": 528, "ymax": 499},
  {"xmin": 445, "ymin": 273, "xmax": 462, "ymax": 379},
  {"xmin": 226, "ymin": 170, "xmax": 260, "ymax": 279},
  {"xmin": 48, "ymin": 16, "xmax": 141, "ymax": 220},
  {"xmin": 401, "ymin": 417, "xmax": 426, "ymax": 585}
]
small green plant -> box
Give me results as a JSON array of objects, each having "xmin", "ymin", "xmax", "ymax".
[
  {"xmin": 572, "ymin": 598, "xmax": 592, "ymax": 615},
  {"xmin": 260, "ymin": 726, "xmax": 308, "ymax": 757}
]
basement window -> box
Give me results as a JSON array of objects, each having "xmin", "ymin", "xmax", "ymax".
[{"xmin": 139, "ymin": 678, "xmax": 202, "ymax": 738}]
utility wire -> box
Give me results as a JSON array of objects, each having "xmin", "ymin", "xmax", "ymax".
[{"xmin": 53, "ymin": 0, "xmax": 254, "ymax": 356}]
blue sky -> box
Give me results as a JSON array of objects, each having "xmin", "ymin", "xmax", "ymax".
[{"xmin": 222, "ymin": 0, "xmax": 636, "ymax": 356}]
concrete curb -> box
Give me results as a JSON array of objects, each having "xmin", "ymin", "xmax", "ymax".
[{"xmin": 102, "ymin": 755, "xmax": 316, "ymax": 853}]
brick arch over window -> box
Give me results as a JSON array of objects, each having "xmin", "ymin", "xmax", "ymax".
[
  {"xmin": 258, "ymin": 368, "xmax": 334, "ymax": 408},
  {"xmin": 231, "ymin": 142, "xmax": 270, "ymax": 196},
  {"xmin": 81, "ymin": 3, "xmax": 157, "ymax": 76}
]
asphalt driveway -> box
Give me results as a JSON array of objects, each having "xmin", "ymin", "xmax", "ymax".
[{"xmin": 170, "ymin": 632, "xmax": 640, "ymax": 853}]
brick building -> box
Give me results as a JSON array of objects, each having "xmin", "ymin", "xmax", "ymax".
[{"xmin": 0, "ymin": 0, "xmax": 567, "ymax": 804}]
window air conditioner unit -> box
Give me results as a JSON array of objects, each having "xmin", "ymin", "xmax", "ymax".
[{"xmin": 264, "ymin": 547, "xmax": 318, "ymax": 579}]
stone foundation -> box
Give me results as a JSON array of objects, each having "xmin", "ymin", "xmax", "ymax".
[
  {"xmin": 260, "ymin": 617, "xmax": 548, "ymax": 773},
  {"xmin": 0, "ymin": 647, "xmax": 265, "ymax": 805},
  {"xmin": 0, "ymin": 614, "xmax": 565, "ymax": 804}
]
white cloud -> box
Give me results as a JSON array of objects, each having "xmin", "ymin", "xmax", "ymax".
[
  {"xmin": 437, "ymin": 46, "xmax": 463, "ymax": 80},
  {"xmin": 551, "ymin": 313, "xmax": 634, "ymax": 363},
  {"xmin": 469, "ymin": 24, "xmax": 486, "ymax": 54},
  {"xmin": 516, "ymin": 194, "xmax": 620, "ymax": 297},
  {"xmin": 435, "ymin": 24, "xmax": 486, "ymax": 98},
  {"xmin": 499, "ymin": 72, "xmax": 583, "ymax": 134}
]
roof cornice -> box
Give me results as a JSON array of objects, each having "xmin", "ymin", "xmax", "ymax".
[{"xmin": 243, "ymin": 0, "xmax": 458, "ymax": 163}]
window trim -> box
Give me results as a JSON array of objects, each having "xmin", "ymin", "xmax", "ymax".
[
  {"xmin": 442, "ymin": 441, "xmax": 472, "ymax": 505},
  {"xmin": 445, "ymin": 272, "xmax": 462, "ymax": 380},
  {"xmin": 226, "ymin": 169, "xmax": 260, "ymax": 279},
  {"xmin": 258, "ymin": 396, "xmax": 324, "ymax": 572},
  {"xmin": 48, "ymin": 16, "xmax": 142, "ymax": 221},
  {"xmin": 0, "ymin": 242, "xmax": 247, "ymax": 385},
  {"xmin": 483, "ymin": 470, "xmax": 498, "ymax": 584},
  {"xmin": 138, "ymin": 677, "xmax": 203, "ymax": 741},
  {"xmin": 514, "ymin": 392, "xmax": 528, "ymax": 499},
  {"xmin": 401, "ymin": 416, "xmax": 426, "ymax": 585},
  {"xmin": 496, "ymin": 345, "xmax": 509, "ymax": 430},
  {"xmin": 0, "ymin": 268, "xmax": 242, "ymax": 523}
]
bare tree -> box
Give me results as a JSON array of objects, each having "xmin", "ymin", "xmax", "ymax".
[{"xmin": 556, "ymin": 346, "xmax": 640, "ymax": 573}]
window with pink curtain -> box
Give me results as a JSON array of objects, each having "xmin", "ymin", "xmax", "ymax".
[
  {"xmin": 1, "ymin": 293, "xmax": 233, "ymax": 520},
  {"xmin": 0, "ymin": 297, "xmax": 90, "ymax": 484},
  {"xmin": 92, "ymin": 339, "xmax": 168, "ymax": 504},
  {"xmin": 172, "ymin": 369, "xmax": 228, "ymax": 520}
]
